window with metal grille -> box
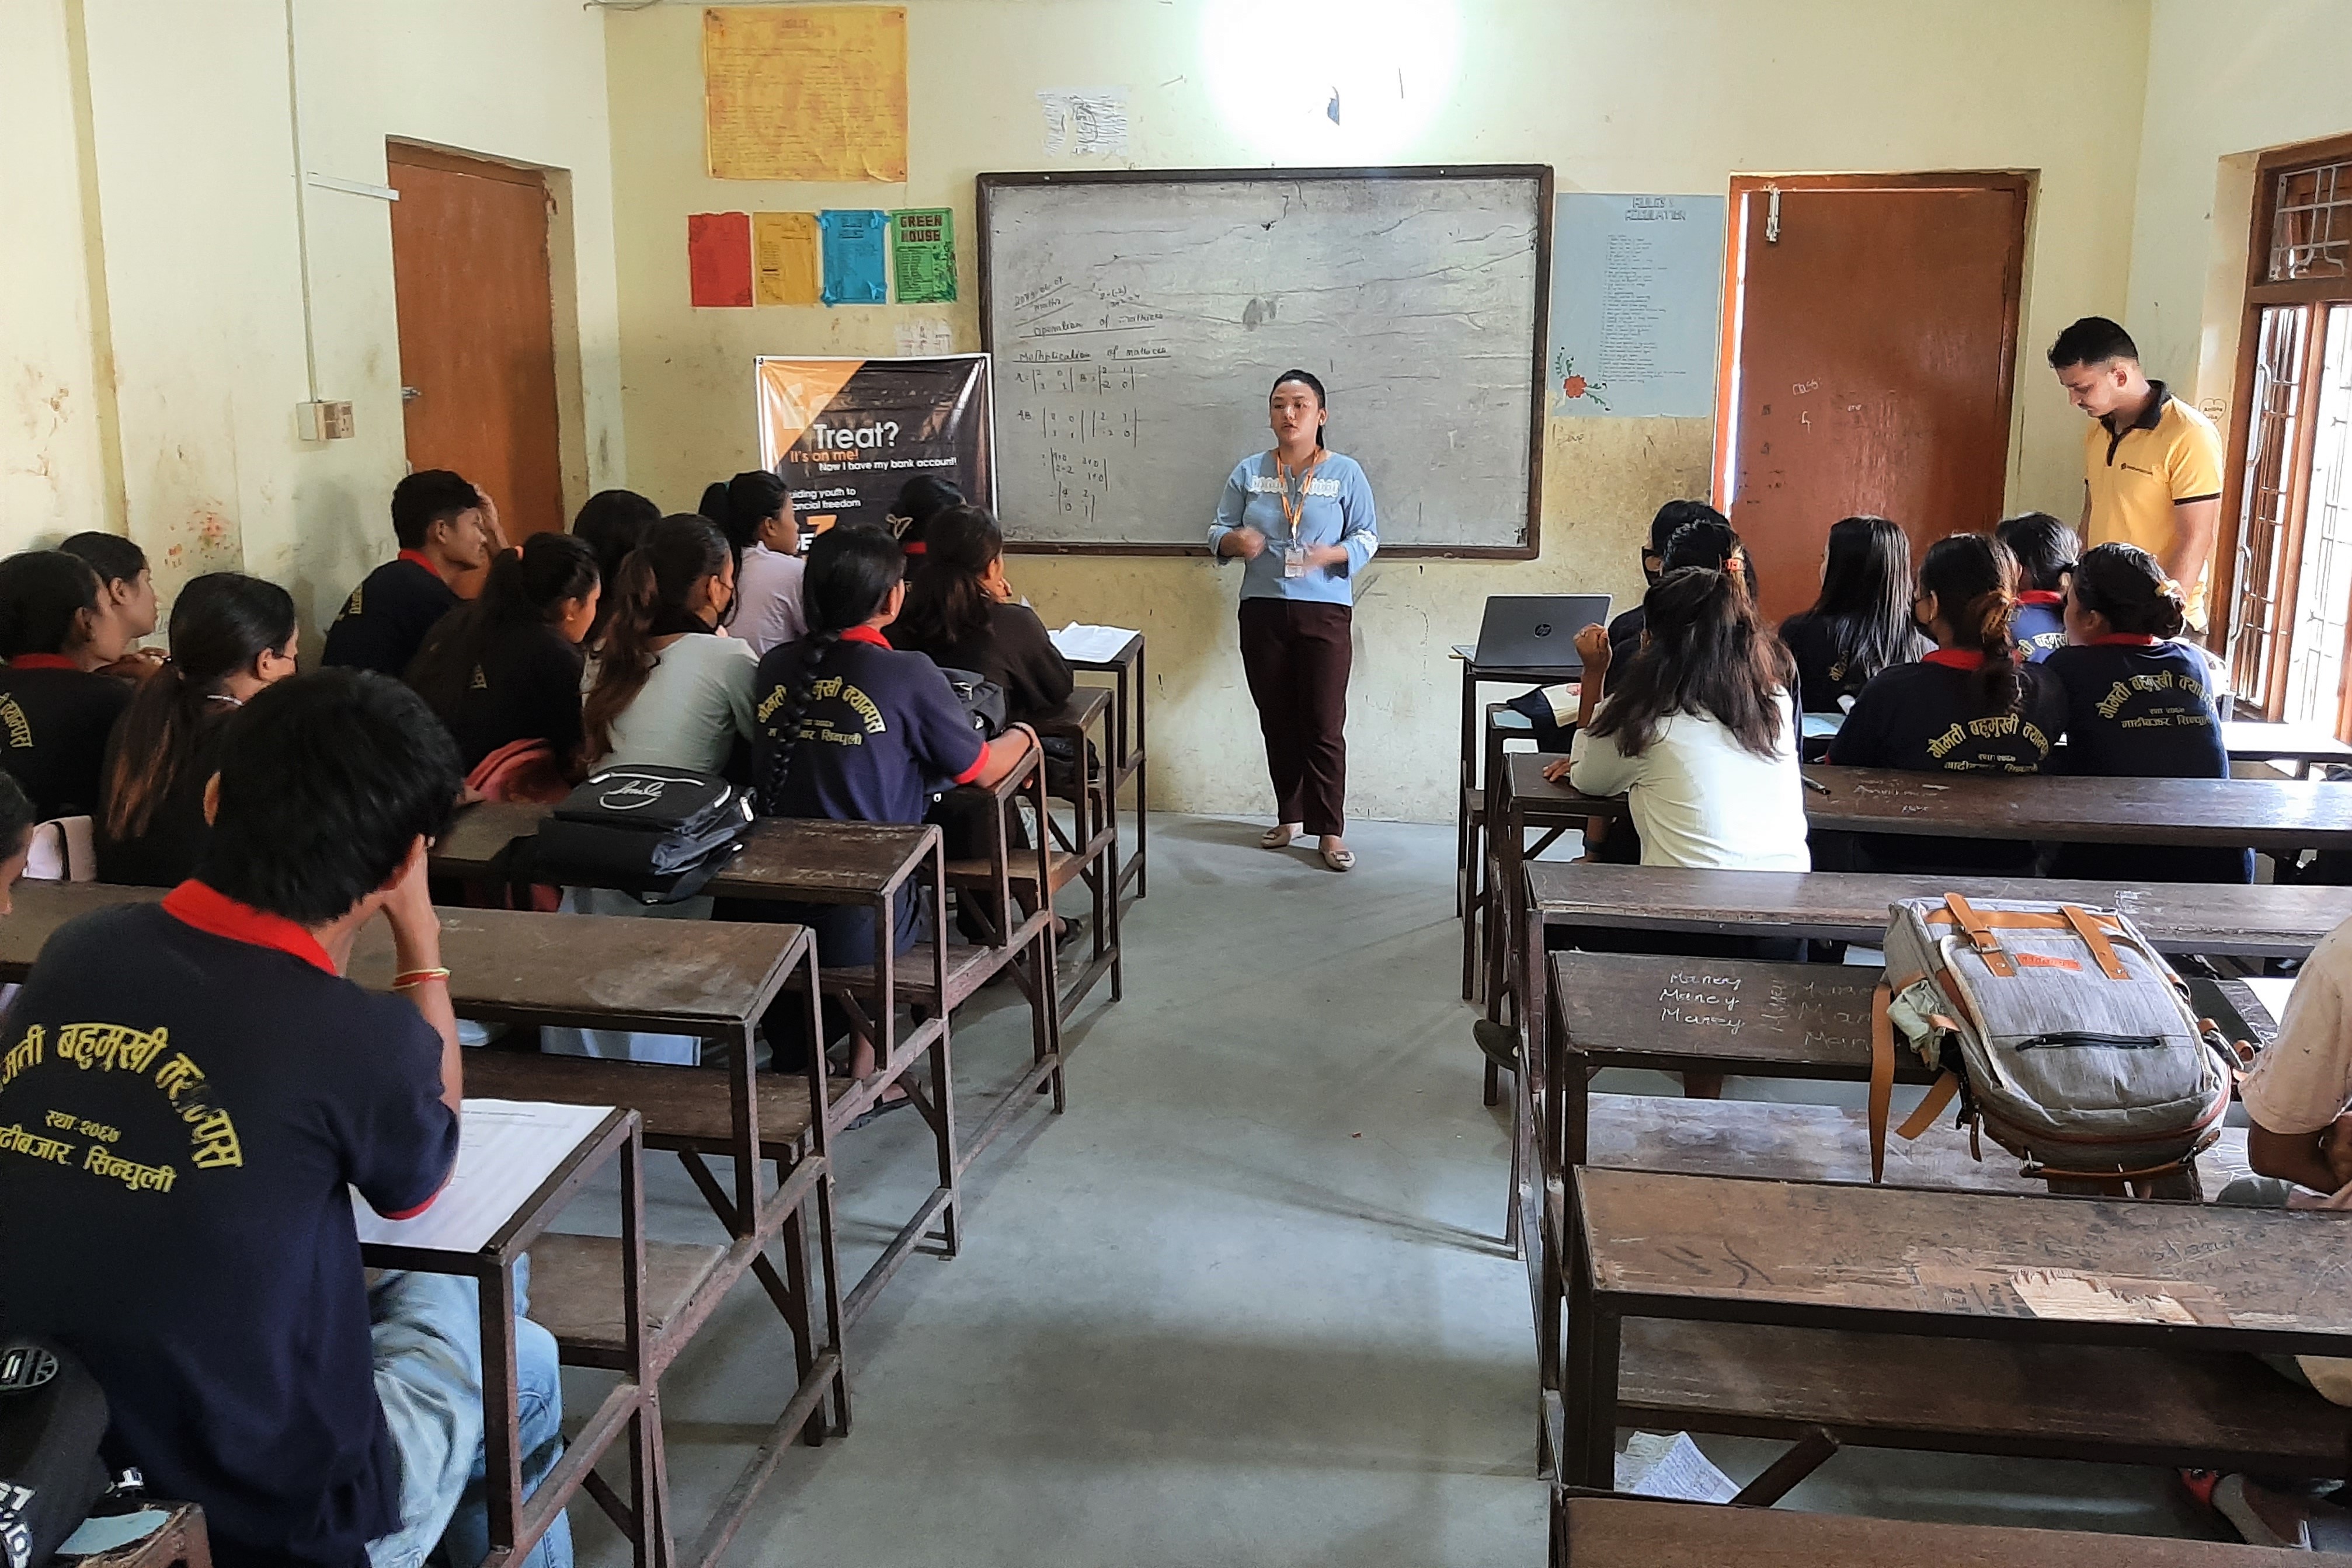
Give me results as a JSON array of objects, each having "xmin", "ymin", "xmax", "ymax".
[{"xmin": 2213, "ymin": 137, "xmax": 2352, "ymax": 731}]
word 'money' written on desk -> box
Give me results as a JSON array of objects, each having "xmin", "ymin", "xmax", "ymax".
[{"xmin": 1657, "ymin": 970, "xmax": 1870, "ymax": 1044}]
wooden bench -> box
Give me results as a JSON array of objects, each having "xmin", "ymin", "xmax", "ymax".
[
  {"xmin": 1560, "ymin": 1168, "xmax": 2352, "ymax": 1492},
  {"xmin": 1012, "ymin": 684, "xmax": 1123, "ymax": 1012},
  {"xmin": 1553, "ymin": 1490, "xmax": 2351, "ymax": 1568}
]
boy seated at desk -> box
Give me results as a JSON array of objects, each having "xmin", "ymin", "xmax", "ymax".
[
  {"xmin": 0, "ymin": 670, "xmax": 570, "ymax": 1568},
  {"xmin": 2196, "ymin": 919, "xmax": 2352, "ymax": 1550}
]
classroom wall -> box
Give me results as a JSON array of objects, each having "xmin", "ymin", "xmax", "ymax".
[
  {"xmin": 604, "ymin": 0, "xmax": 2149, "ymax": 823},
  {"xmin": 0, "ymin": 0, "xmax": 626, "ymax": 640},
  {"xmin": 2127, "ymin": 1, "xmax": 2352, "ymax": 420}
]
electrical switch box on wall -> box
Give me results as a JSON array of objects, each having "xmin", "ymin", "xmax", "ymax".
[{"xmin": 297, "ymin": 400, "xmax": 355, "ymax": 441}]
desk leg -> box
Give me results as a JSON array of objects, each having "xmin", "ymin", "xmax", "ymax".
[
  {"xmin": 1576, "ymin": 1308, "xmax": 1622, "ymax": 1491},
  {"xmin": 1488, "ymin": 803, "xmax": 1523, "ymax": 1030},
  {"xmin": 1132, "ymin": 644, "xmax": 1147, "ymax": 900},
  {"xmin": 480, "ymin": 1260, "xmax": 524, "ymax": 1563},
  {"xmin": 1458, "ymin": 663, "xmax": 1477, "ymax": 915}
]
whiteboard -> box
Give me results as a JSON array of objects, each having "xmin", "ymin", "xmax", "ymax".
[{"xmin": 978, "ymin": 167, "xmax": 1551, "ymax": 557}]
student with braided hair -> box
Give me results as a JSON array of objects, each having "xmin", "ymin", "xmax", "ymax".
[
  {"xmin": 1826, "ymin": 531, "xmax": 2066, "ymax": 873},
  {"xmin": 749, "ymin": 526, "xmax": 1035, "ymax": 1096}
]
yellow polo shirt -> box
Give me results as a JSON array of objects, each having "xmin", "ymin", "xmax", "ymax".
[{"xmin": 2082, "ymin": 381, "xmax": 2225, "ymax": 623}]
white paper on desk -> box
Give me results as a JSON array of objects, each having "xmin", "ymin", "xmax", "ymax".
[
  {"xmin": 1615, "ymin": 1430, "xmax": 1738, "ymax": 1503},
  {"xmin": 1050, "ymin": 622, "xmax": 1139, "ymax": 663},
  {"xmin": 353, "ymin": 1099, "xmax": 611, "ymax": 1255},
  {"xmin": 2245, "ymin": 975, "xmax": 2297, "ymax": 1032}
]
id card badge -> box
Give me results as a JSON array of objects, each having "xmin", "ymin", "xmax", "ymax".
[{"xmin": 1282, "ymin": 544, "xmax": 1309, "ymax": 579}]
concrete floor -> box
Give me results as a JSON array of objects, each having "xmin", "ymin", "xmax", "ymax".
[{"xmin": 558, "ymin": 814, "xmax": 2229, "ymax": 1566}]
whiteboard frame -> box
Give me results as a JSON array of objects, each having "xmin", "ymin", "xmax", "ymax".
[{"xmin": 976, "ymin": 164, "xmax": 1554, "ymax": 560}]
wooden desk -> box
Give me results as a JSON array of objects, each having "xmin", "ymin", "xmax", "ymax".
[
  {"xmin": 1553, "ymin": 1491, "xmax": 2352, "ymax": 1568},
  {"xmin": 2226, "ymin": 717, "xmax": 2352, "ymax": 776},
  {"xmin": 360, "ymin": 1106, "xmax": 654, "ymax": 1568},
  {"xmin": 1516, "ymin": 752, "xmax": 2352, "ymax": 852},
  {"xmin": 1062, "ymin": 630, "xmax": 1147, "ymax": 903},
  {"xmin": 1455, "ymin": 642, "xmax": 1579, "ymax": 917},
  {"xmin": 74, "ymin": 1505, "xmax": 213, "ymax": 1568},
  {"xmin": 1564, "ymin": 1167, "xmax": 2352, "ymax": 1488}
]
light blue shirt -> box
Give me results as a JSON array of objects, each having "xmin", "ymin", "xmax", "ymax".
[{"xmin": 1208, "ymin": 450, "xmax": 1380, "ymax": 605}]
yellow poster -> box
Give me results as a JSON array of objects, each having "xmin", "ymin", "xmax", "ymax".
[
  {"xmin": 704, "ymin": 6, "xmax": 908, "ymax": 183},
  {"xmin": 753, "ymin": 212, "xmax": 822, "ymax": 306}
]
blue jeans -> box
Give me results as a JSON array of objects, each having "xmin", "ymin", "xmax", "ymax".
[{"xmin": 365, "ymin": 1258, "xmax": 573, "ymax": 1568}]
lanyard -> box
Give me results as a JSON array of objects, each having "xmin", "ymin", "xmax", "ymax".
[{"xmin": 1274, "ymin": 451, "xmax": 1323, "ymax": 538}]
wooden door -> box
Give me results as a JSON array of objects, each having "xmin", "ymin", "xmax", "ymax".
[
  {"xmin": 1714, "ymin": 175, "xmax": 2028, "ymax": 624},
  {"xmin": 387, "ymin": 144, "xmax": 564, "ymax": 539}
]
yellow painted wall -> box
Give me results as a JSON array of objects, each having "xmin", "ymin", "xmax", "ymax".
[
  {"xmin": 2129, "ymin": 1, "xmax": 2352, "ymax": 419},
  {"xmin": 604, "ymin": 0, "xmax": 2149, "ymax": 823},
  {"xmin": 0, "ymin": 0, "xmax": 627, "ymax": 642}
]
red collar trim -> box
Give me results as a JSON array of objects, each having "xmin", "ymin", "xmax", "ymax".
[
  {"xmin": 1923, "ymin": 649, "xmax": 1988, "ymax": 671},
  {"xmin": 2091, "ymin": 632, "xmax": 2159, "ymax": 646},
  {"xmin": 161, "ymin": 880, "xmax": 338, "ymax": 976},
  {"xmin": 395, "ymin": 549, "xmax": 438, "ymax": 573},
  {"xmin": 902, "ymin": 541, "xmax": 927, "ymax": 556},
  {"xmin": 7, "ymin": 654, "xmax": 79, "ymax": 671},
  {"xmin": 838, "ymin": 625, "xmax": 891, "ymax": 648},
  {"xmin": 2015, "ymin": 590, "xmax": 2062, "ymax": 607}
]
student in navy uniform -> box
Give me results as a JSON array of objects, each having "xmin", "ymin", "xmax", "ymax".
[
  {"xmin": 406, "ymin": 532, "xmax": 599, "ymax": 780},
  {"xmin": 323, "ymin": 470, "xmax": 505, "ymax": 678},
  {"xmin": 0, "ymin": 769, "xmax": 36, "ymax": 914},
  {"xmin": 0, "ymin": 670, "xmax": 572, "ymax": 1568},
  {"xmin": 0, "ymin": 550, "xmax": 135, "ymax": 821},
  {"xmin": 569, "ymin": 488, "xmax": 660, "ymax": 647},
  {"xmin": 97, "ymin": 573, "xmax": 298, "ymax": 887},
  {"xmin": 1777, "ymin": 515, "xmax": 1928, "ymax": 713},
  {"xmin": 2044, "ymin": 542, "xmax": 2250, "ymax": 884},
  {"xmin": 1997, "ymin": 511, "xmax": 2080, "ymax": 663},
  {"xmin": 60, "ymin": 531, "xmax": 163, "ymax": 678},
  {"xmin": 751, "ymin": 526, "xmax": 1036, "ymax": 1093},
  {"xmin": 1826, "ymin": 531, "xmax": 2066, "ymax": 874},
  {"xmin": 1605, "ymin": 500, "xmax": 1732, "ymax": 670},
  {"xmin": 890, "ymin": 505, "xmax": 1074, "ymax": 723},
  {"xmin": 889, "ymin": 473, "xmax": 965, "ymax": 558}
]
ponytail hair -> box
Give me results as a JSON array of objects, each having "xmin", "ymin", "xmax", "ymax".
[
  {"xmin": 581, "ymin": 514, "xmax": 731, "ymax": 765},
  {"xmin": 0, "ymin": 550, "xmax": 103, "ymax": 659},
  {"xmin": 1272, "ymin": 368, "xmax": 1328, "ymax": 449},
  {"xmin": 755, "ymin": 525, "xmax": 906, "ymax": 815},
  {"xmin": 2069, "ymin": 541, "xmax": 2187, "ymax": 639},
  {"xmin": 1588, "ymin": 566, "xmax": 1793, "ymax": 759},
  {"xmin": 409, "ymin": 532, "xmax": 598, "ymax": 717},
  {"xmin": 889, "ymin": 474, "xmax": 965, "ymax": 553},
  {"xmin": 895, "ymin": 505, "xmax": 1000, "ymax": 650},
  {"xmin": 103, "ymin": 573, "xmax": 296, "ymax": 840},
  {"xmin": 699, "ymin": 469, "xmax": 788, "ymax": 555},
  {"xmin": 1919, "ymin": 532, "xmax": 2024, "ymax": 716}
]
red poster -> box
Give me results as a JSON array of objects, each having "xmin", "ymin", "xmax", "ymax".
[{"xmin": 687, "ymin": 211, "xmax": 753, "ymax": 308}]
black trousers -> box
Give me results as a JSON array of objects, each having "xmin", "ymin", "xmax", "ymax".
[{"xmin": 1237, "ymin": 598, "xmax": 1351, "ymax": 837}]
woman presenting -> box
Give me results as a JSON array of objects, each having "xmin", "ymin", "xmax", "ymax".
[{"xmin": 1209, "ymin": 370, "xmax": 1379, "ymax": 872}]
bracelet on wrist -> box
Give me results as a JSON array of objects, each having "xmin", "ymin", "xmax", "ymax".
[{"xmin": 392, "ymin": 967, "xmax": 452, "ymax": 990}]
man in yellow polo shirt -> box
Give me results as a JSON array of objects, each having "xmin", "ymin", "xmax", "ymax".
[{"xmin": 2048, "ymin": 316, "xmax": 2226, "ymax": 628}]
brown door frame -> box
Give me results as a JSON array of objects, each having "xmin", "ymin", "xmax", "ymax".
[
  {"xmin": 1711, "ymin": 170, "xmax": 2031, "ymax": 516},
  {"xmin": 2212, "ymin": 131, "xmax": 2352, "ymax": 721}
]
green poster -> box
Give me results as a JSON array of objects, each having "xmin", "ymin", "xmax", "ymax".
[{"xmin": 890, "ymin": 208, "xmax": 956, "ymax": 304}]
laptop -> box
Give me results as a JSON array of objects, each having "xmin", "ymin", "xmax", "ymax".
[{"xmin": 1472, "ymin": 594, "xmax": 1612, "ymax": 671}]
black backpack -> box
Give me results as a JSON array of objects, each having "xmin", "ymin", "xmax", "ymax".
[
  {"xmin": 530, "ymin": 766, "xmax": 753, "ymax": 904},
  {"xmin": 0, "ymin": 1340, "xmax": 106, "ymax": 1568}
]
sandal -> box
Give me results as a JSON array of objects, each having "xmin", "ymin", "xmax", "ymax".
[
  {"xmin": 1261, "ymin": 824, "xmax": 1299, "ymax": 849},
  {"xmin": 1321, "ymin": 845, "xmax": 1356, "ymax": 872},
  {"xmin": 849, "ymin": 1092, "xmax": 913, "ymax": 1131}
]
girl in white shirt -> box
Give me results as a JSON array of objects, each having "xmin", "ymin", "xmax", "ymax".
[
  {"xmin": 547, "ymin": 513, "xmax": 754, "ymax": 1064},
  {"xmin": 701, "ymin": 470, "xmax": 806, "ymax": 658},
  {"xmin": 1553, "ymin": 566, "xmax": 1810, "ymax": 872}
]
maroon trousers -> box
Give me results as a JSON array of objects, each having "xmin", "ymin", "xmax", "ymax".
[{"xmin": 1237, "ymin": 598, "xmax": 1352, "ymax": 837}]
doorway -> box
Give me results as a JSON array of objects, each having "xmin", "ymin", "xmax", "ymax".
[
  {"xmin": 386, "ymin": 142, "xmax": 565, "ymax": 542},
  {"xmin": 1713, "ymin": 174, "xmax": 2030, "ymax": 623}
]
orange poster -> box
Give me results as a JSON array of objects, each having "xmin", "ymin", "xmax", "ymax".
[{"xmin": 703, "ymin": 6, "xmax": 908, "ymax": 183}]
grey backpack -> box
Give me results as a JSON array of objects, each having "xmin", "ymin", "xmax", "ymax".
[{"xmin": 1871, "ymin": 894, "xmax": 2236, "ymax": 1189}]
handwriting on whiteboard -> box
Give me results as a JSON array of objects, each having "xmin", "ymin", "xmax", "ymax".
[{"xmin": 1003, "ymin": 276, "xmax": 1171, "ymax": 527}]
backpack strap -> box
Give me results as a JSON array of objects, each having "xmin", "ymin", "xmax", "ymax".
[
  {"xmin": 1897, "ymin": 1072, "xmax": 1961, "ymax": 1142},
  {"xmin": 1943, "ymin": 893, "xmax": 2016, "ymax": 978},
  {"xmin": 1869, "ymin": 982, "xmax": 1894, "ymax": 1182},
  {"xmin": 2059, "ymin": 903, "xmax": 2130, "ymax": 980}
]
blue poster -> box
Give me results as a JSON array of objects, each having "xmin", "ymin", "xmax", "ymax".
[
  {"xmin": 1546, "ymin": 193, "xmax": 1726, "ymax": 419},
  {"xmin": 819, "ymin": 208, "xmax": 890, "ymax": 305}
]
